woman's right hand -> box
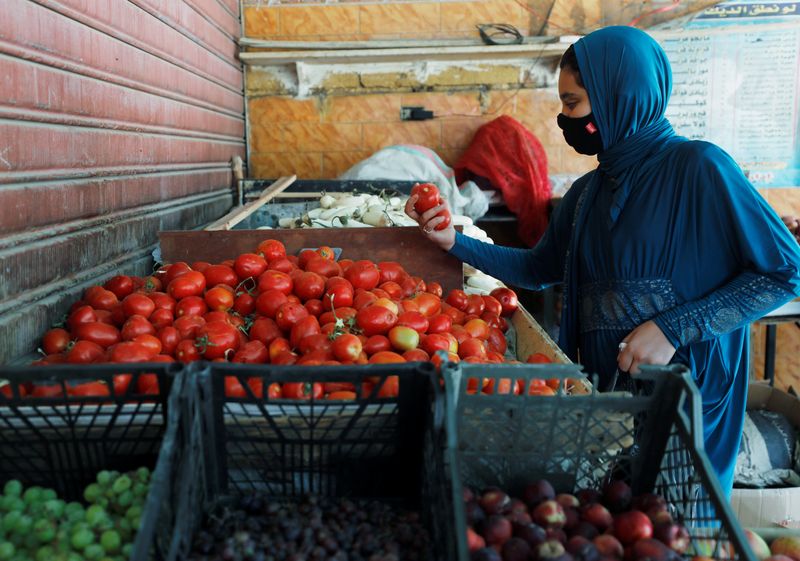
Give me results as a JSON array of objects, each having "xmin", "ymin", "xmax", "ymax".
[{"xmin": 405, "ymin": 195, "xmax": 456, "ymax": 251}]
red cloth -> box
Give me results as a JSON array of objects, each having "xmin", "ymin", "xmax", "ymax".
[{"xmin": 454, "ymin": 115, "xmax": 552, "ymax": 246}]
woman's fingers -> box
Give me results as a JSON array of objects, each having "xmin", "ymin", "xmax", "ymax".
[{"xmin": 405, "ymin": 195, "xmax": 420, "ymax": 221}]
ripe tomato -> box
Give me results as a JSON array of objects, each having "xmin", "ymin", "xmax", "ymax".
[
  {"xmin": 363, "ymin": 335, "xmax": 391, "ymax": 356},
  {"xmin": 403, "ymin": 348, "xmax": 430, "ymax": 362},
  {"xmin": 225, "ymin": 376, "xmax": 264, "ymax": 398},
  {"xmin": 490, "ymin": 287, "xmax": 519, "ymax": 317},
  {"xmin": 486, "ymin": 327, "xmax": 508, "ymax": 355},
  {"xmin": 204, "ymin": 264, "xmax": 238, "ymax": 288},
  {"xmin": 323, "ymin": 278, "xmax": 354, "ymax": 310},
  {"xmin": 344, "ymin": 261, "xmax": 380, "ymax": 291},
  {"xmin": 175, "ymin": 296, "xmax": 207, "ymax": 318},
  {"xmin": 197, "ymin": 320, "xmax": 240, "ymax": 360},
  {"xmin": 249, "ymin": 317, "xmax": 282, "ymax": 347},
  {"xmin": 109, "ymin": 341, "xmax": 152, "ymax": 363},
  {"xmin": 464, "ymin": 318, "xmax": 489, "ymax": 340},
  {"xmin": 318, "ymin": 307, "xmax": 357, "ymax": 326},
  {"xmin": 255, "ymin": 289, "xmax": 288, "ymax": 319},
  {"xmin": 65, "ymin": 340, "xmax": 104, "ymax": 364},
  {"xmin": 293, "ymin": 272, "xmax": 326, "ymax": 302},
  {"xmin": 368, "ymin": 352, "xmax": 405, "ymax": 365},
  {"xmin": 410, "ymin": 183, "xmax": 441, "ymax": 213},
  {"xmin": 84, "ymin": 286, "xmax": 119, "ymax": 311},
  {"xmin": 400, "ymin": 276, "xmax": 426, "ymax": 298},
  {"xmin": 173, "ymin": 315, "xmax": 206, "ymax": 340},
  {"xmin": 427, "ymin": 313, "xmax": 452, "ymax": 334},
  {"xmin": 464, "ymin": 294, "xmax": 485, "ymax": 316},
  {"xmin": 233, "ymin": 292, "xmax": 255, "ymax": 316},
  {"xmin": 526, "ymin": 353, "xmax": 552, "ymax": 364},
  {"xmin": 282, "ymin": 382, "xmax": 323, "ymax": 400},
  {"xmin": 258, "ymin": 270, "xmax": 293, "ymax": 295},
  {"xmin": 136, "ymin": 373, "xmax": 161, "ymax": 395},
  {"xmin": 121, "ymin": 314, "xmax": 156, "ymax": 341},
  {"xmin": 142, "ymin": 275, "xmax": 162, "ymax": 293},
  {"xmin": 257, "ymin": 239, "xmax": 286, "ymax": 261},
  {"xmin": 315, "ymin": 245, "xmax": 335, "ymax": 261},
  {"xmin": 268, "ymin": 257, "xmax": 294, "ymax": 274},
  {"xmin": 149, "ymin": 308, "xmax": 174, "ymax": 330},
  {"xmin": 458, "ymin": 338, "xmax": 487, "ymax": 360},
  {"xmin": 375, "ymin": 282, "xmax": 401, "ymax": 300},
  {"xmin": 327, "ymin": 391, "xmax": 357, "ymax": 401},
  {"xmin": 158, "ymin": 326, "xmax": 181, "ymax": 355},
  {"xmin": 445, "ymin": 289, "xmax": 469, "ymax": 311},
  {"xmin": 481, "ymin": 295, "xmax": 503, "ymax": 317},
  {"xmin": 149, "ymin": 292, "xmax": 176, "ymax": 313},
  {"xmin": 234, "ymin": 253, "xmax": 267, "ymax": 280},
  {"xmin": 434, "ymin": 208, "xmax": 451, "ymax": 231},
  {"xmin": 164, "ymin": 262, "xmax": 192, "ymax": 284},
  {"xmin": 73, "ymin": 322, "xmax": 121, "ymax": 349},
  {"xmin": 289, "ymin": 315, "xmax": 321, "ymax": 350},
  {"xmin": 331, "ymin": 333, "xmax": 362, "ymax": 362},
  {"xmin": 413, "ymin": 293, "xmax": 441, "ymax": 318},
  {"xmin": 167, "ymin": 271, "xmax": 206, "ymax": 300},
  {"xmin": 275, "ymin": 301, "xmax": 309, "ymax": 333},
  {"xmin": 122, "ymin": 293, "xmax": 156, "ymax": 318},
  {"xmin": 133, "ymin": 334, "xmax": 162, "ymax": 357},
  {"xmin": 421, "ymin": 333, "xmax": 450, "ymax": 356},
  {"xmin": 353, "ymin": 290, "xmax": 378, "ymax": 310},
  {"xmin": 304, "ymin": 299, "xmax": 323, "ymax": 317},
  {"xmin": 356, "ymin": 305, "xmax": 397, "ymax": 337},
  {"xmin": 377, "ymin": 261, "xmax": 406, "ymax": 284},
  {"xmin": 205, "ymin": 286, "xmax": 234, "ymax": 312},
  {"xmin": 267, "ymin": 383, "xmax": 282, "ymax": 399},
  {"xmin": 396, "ymin": 311, "xmax": 428, "ymax": 334},
  {"xmin": 42, "ymin": 328, "xmax": 71, "ymax": 355},
  {"xmin": 269, "ymin": 338, "xmax": 292, "ymax": 361},
  {"xmin": 67, "ymin": 305, "xmax": 98, "ymax": 331},
  {"xmin": 232, "ymin": 340, "xmax": 268, "ymax": 364},
  {"xmin": 68, "ymin": 381, "xmax": 111, "ymax": 397},
  {"xmin": 426, "ymin": 282, "xmax": 443, "ymax": 298},
  {"xmin": 113, "ymin": 374, "xmax": 133, "ymax": 396},
  {"xmin": 175, "ymin": 339, "xmax": 201, "ymax": 362},
  {"xmin": 375, "ymin": 375, "xmax": 400, "ymax": 397},
  {"xmin": 483, "ymin": 378, "xmax": 518, "ymax": 395},
  {"xmin": 298, "ymin": 333, "xmax": 333, "ymax": 356},
  {"xmin": 104, "ymin": 275, "xmax": 134, "ymax": 299},
  {"xmin": 388, "ymin": 326, "xmax": 420, "ymax": 352},
  {"xmin": 304, "ymin": 257, "xmax": 342, "ymax": 278}
]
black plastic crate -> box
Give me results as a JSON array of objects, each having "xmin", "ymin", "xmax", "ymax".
[
  {"xmin": 134, "ymin": 361, "xmax": 443, "ymax": 561},
  {"xmin": 0, "ymin": 362, "xmax": 180, "ymax": 501},
  {"xmin": 433, "ymin": 363, "xmax": 756, "ymax": 561}
]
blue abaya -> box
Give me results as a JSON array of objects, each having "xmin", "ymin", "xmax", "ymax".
[{"xmin": 449, "ymin": 27, "xmax": 800, "ymax": 496}]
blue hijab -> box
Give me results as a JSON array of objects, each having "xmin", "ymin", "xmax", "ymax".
[{"xmin": 560, "ymin": 27, "xmax": 685, "ymax": 359}]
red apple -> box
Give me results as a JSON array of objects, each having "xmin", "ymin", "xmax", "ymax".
[
  {"xmin": 480, "ymin": 488, "xmax": 511, "ymax": 516},
  {"xmin": 581, "ymin": 503, "xmax": 614, "ymax": 532},
  {"xmin": 613, "ymin": 511, "xmax": 653, "ymax": 545},
  {"xmin": 632, "ymin": 538, "xmax": 676, "ymax": 561},
  {"xmin": 653, "ymin": 522, "xmax": 689, "ymax": 554},
  {"xmin": 557, "ymin": 494, "xmax": 581, "ymax": 509},
  {"xmin": 524, "ymin": 479, "xmax": 557, "ymax": 508},
  {"xmin": 533, "ymin": 500, "xmax": 567, "ymax": 528},
  {"xmin": 594, "ymin": 534, "xmax": 624, "ymax": 559},
  {"xmin": 503, "ymin": 537, "xmax": 533, "ymax": 561},
  {"xmin": 506, "ymin": 511, "xmax": 532, "ymax": 526},
  {"xmin": 576, "ymin": 488, "xmax": 602, "ymax": 506},
  {"xmin": 770, "ymin": 537, "xmax": 800, "ymax": 561},
  {"xmin": 514, "ymin": 522, "xmax": 547, "ymax": 548},
  {"xmin": 483, "ymin": 514, "xmax": 512, "ymax": 545},
  {"xmin": 564, "ymin": 507, "xmax": 580, "ymax": 530},
  {"xmin": 603, "ymin": 480, "xmax": 632, "ymax": 513},
  {"xmin": 507, "ymin": 498, "xmax": 528, "ymax": 515},
  {"xmin": 468, "ymin": 526, "xmax": 486, "ymax": 552}
]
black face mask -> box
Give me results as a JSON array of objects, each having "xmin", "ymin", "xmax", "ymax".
[{"xmin": 557, "ymin": 112, "xmax": 604, "ymax": 155}]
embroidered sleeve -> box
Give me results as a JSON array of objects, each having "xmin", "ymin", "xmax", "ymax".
[{"xmin": 653, "ymin": 271, "xmax": 796, "ymax": 348}]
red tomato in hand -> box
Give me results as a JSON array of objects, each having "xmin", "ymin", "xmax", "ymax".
[{"xmin": 411, "ymin": 183, "xmax": 441, "ymax": 214}]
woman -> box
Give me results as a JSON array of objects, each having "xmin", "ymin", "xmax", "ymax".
[{"xmin": 406, "ymin": 26, "xmax": 800, "ymax": 497}]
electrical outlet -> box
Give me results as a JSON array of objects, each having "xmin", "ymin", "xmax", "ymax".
[{"xmin": 400, "ymin": 106, "xmax": 434, "ymax": 121}]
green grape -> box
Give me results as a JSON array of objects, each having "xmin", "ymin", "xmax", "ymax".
[
  {"xmin": 69, "ymin": 528, "xmax": 94, "ymax": 551},
  {"xmin": 83, "ymin": 484, "xmax": 102, "ymax": 504},
  {"xmin": 1, "ymin": 512, "xmax": 20, "ymax": 534},
  {"xmin": 2, "ymin": 483, "xmax": 21, "ymax": 499},
  {"xmin": 13, "ymin": 516, "xmax": 31, "ymax": 536},
  {"xmin": 83, "ymin": 543, "xmax": 105, "ymax": 561},
  {"xmin": 110, "ymin": 476, "xmax": 131, "ymax": 496},
  {"xmin": 96, "ymin": 471, "xmax": 112, "ymax": 487},
  {"xmin": 99, "ymin": 530, "xmax": 120, "ymax": 554},
  {"xmin": 115, "ymin": 518, "xmax": 131, "ymax": 542},
  {"xmin": 26, "ymin": 502, "xmax": 45, "ymax": 518},
  {"xmin": 95, "ymin": 498, "xmax": 109, "ymax": 510},
  {"xmin": 0, "ymin": 542, "xmax": 13, "ymax": 561},
  {"xmin": 35, "ymin": 545, "xmax": 54, "ymax": 561},
  {"xmin": 4, "ymin": 500, "xmax": 22, "ymax": 515},
  {"xmin": 121, "ymin": 543, "xmax": 133, "ymax": 558},
  {"xmin": 124, "ymin": 505, "xmax": 141, "ymax": 522},
  {"xmin": 5, "ymin": 535, "xmax": 20, "ymax": 549},
  {"xmin": 33, "ymin": 519, "xmax": 55, "ymax": 544},
  {"xmin": 131, "ymin": 482, "xmax": 149, "ymax": 499},
  {"xmin": 85, "ymin": 505, "xmax": 106, "ymax": 527},
  {"xmin": 24, "ymin": 531, "xmax": 39, "ymax": 551},
  {"xmin": 66, "ymin": 552, "xmax": 83, "ymax": 561},
  {"xmin": 43, "ymin": 499, "xmax": 64, "ymax": 520},
  {"xmin": 22, "ymin": 487, "xmax": 42, "ymax": 504},
  {"xmin": 40, "ymin": 489, "xmax": 56, "ymax": 502},
  {"xmin": 135, "ymin": 467, "xmax": 150, "ymax": 483},
  {"xmin": 64, "ymin": 502, "xmax": 82, "ymax": 517},
  {"xmin": 115, "ymin": 491, "xmax": 132, "ymax": 510}
]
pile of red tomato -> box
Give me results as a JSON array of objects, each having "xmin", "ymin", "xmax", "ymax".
[{"xmin": 28, "ymin": 239, "xmax": 526, "ymax": 400}]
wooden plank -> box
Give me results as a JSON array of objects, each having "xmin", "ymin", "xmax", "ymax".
[
  {"xmin": 206, "ymin": 175, "xmax": 296, "ymax": 230},
  {"xmin": 239, "ymin": 37, "xmax": 557, "ymax": 50},
  {"xmin": 239, "ymin": 43, "xmax": 568, "ymax": 65},
  {"xmin": 158, "ymin": 227, "xmax": 464, "ymax": 292}
]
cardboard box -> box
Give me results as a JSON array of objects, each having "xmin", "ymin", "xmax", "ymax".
[{"xmin": 730, "ymin": 382, "xmax": 800, "ymax": 528}]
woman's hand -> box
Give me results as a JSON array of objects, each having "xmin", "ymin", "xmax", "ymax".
[
  {"xmin": 405, "ymin": 195, "xmax": 456, "ymax": 251},
  {"xmin": 617, "ymin": 320, "xmax": 676, "ymax": 374}
]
